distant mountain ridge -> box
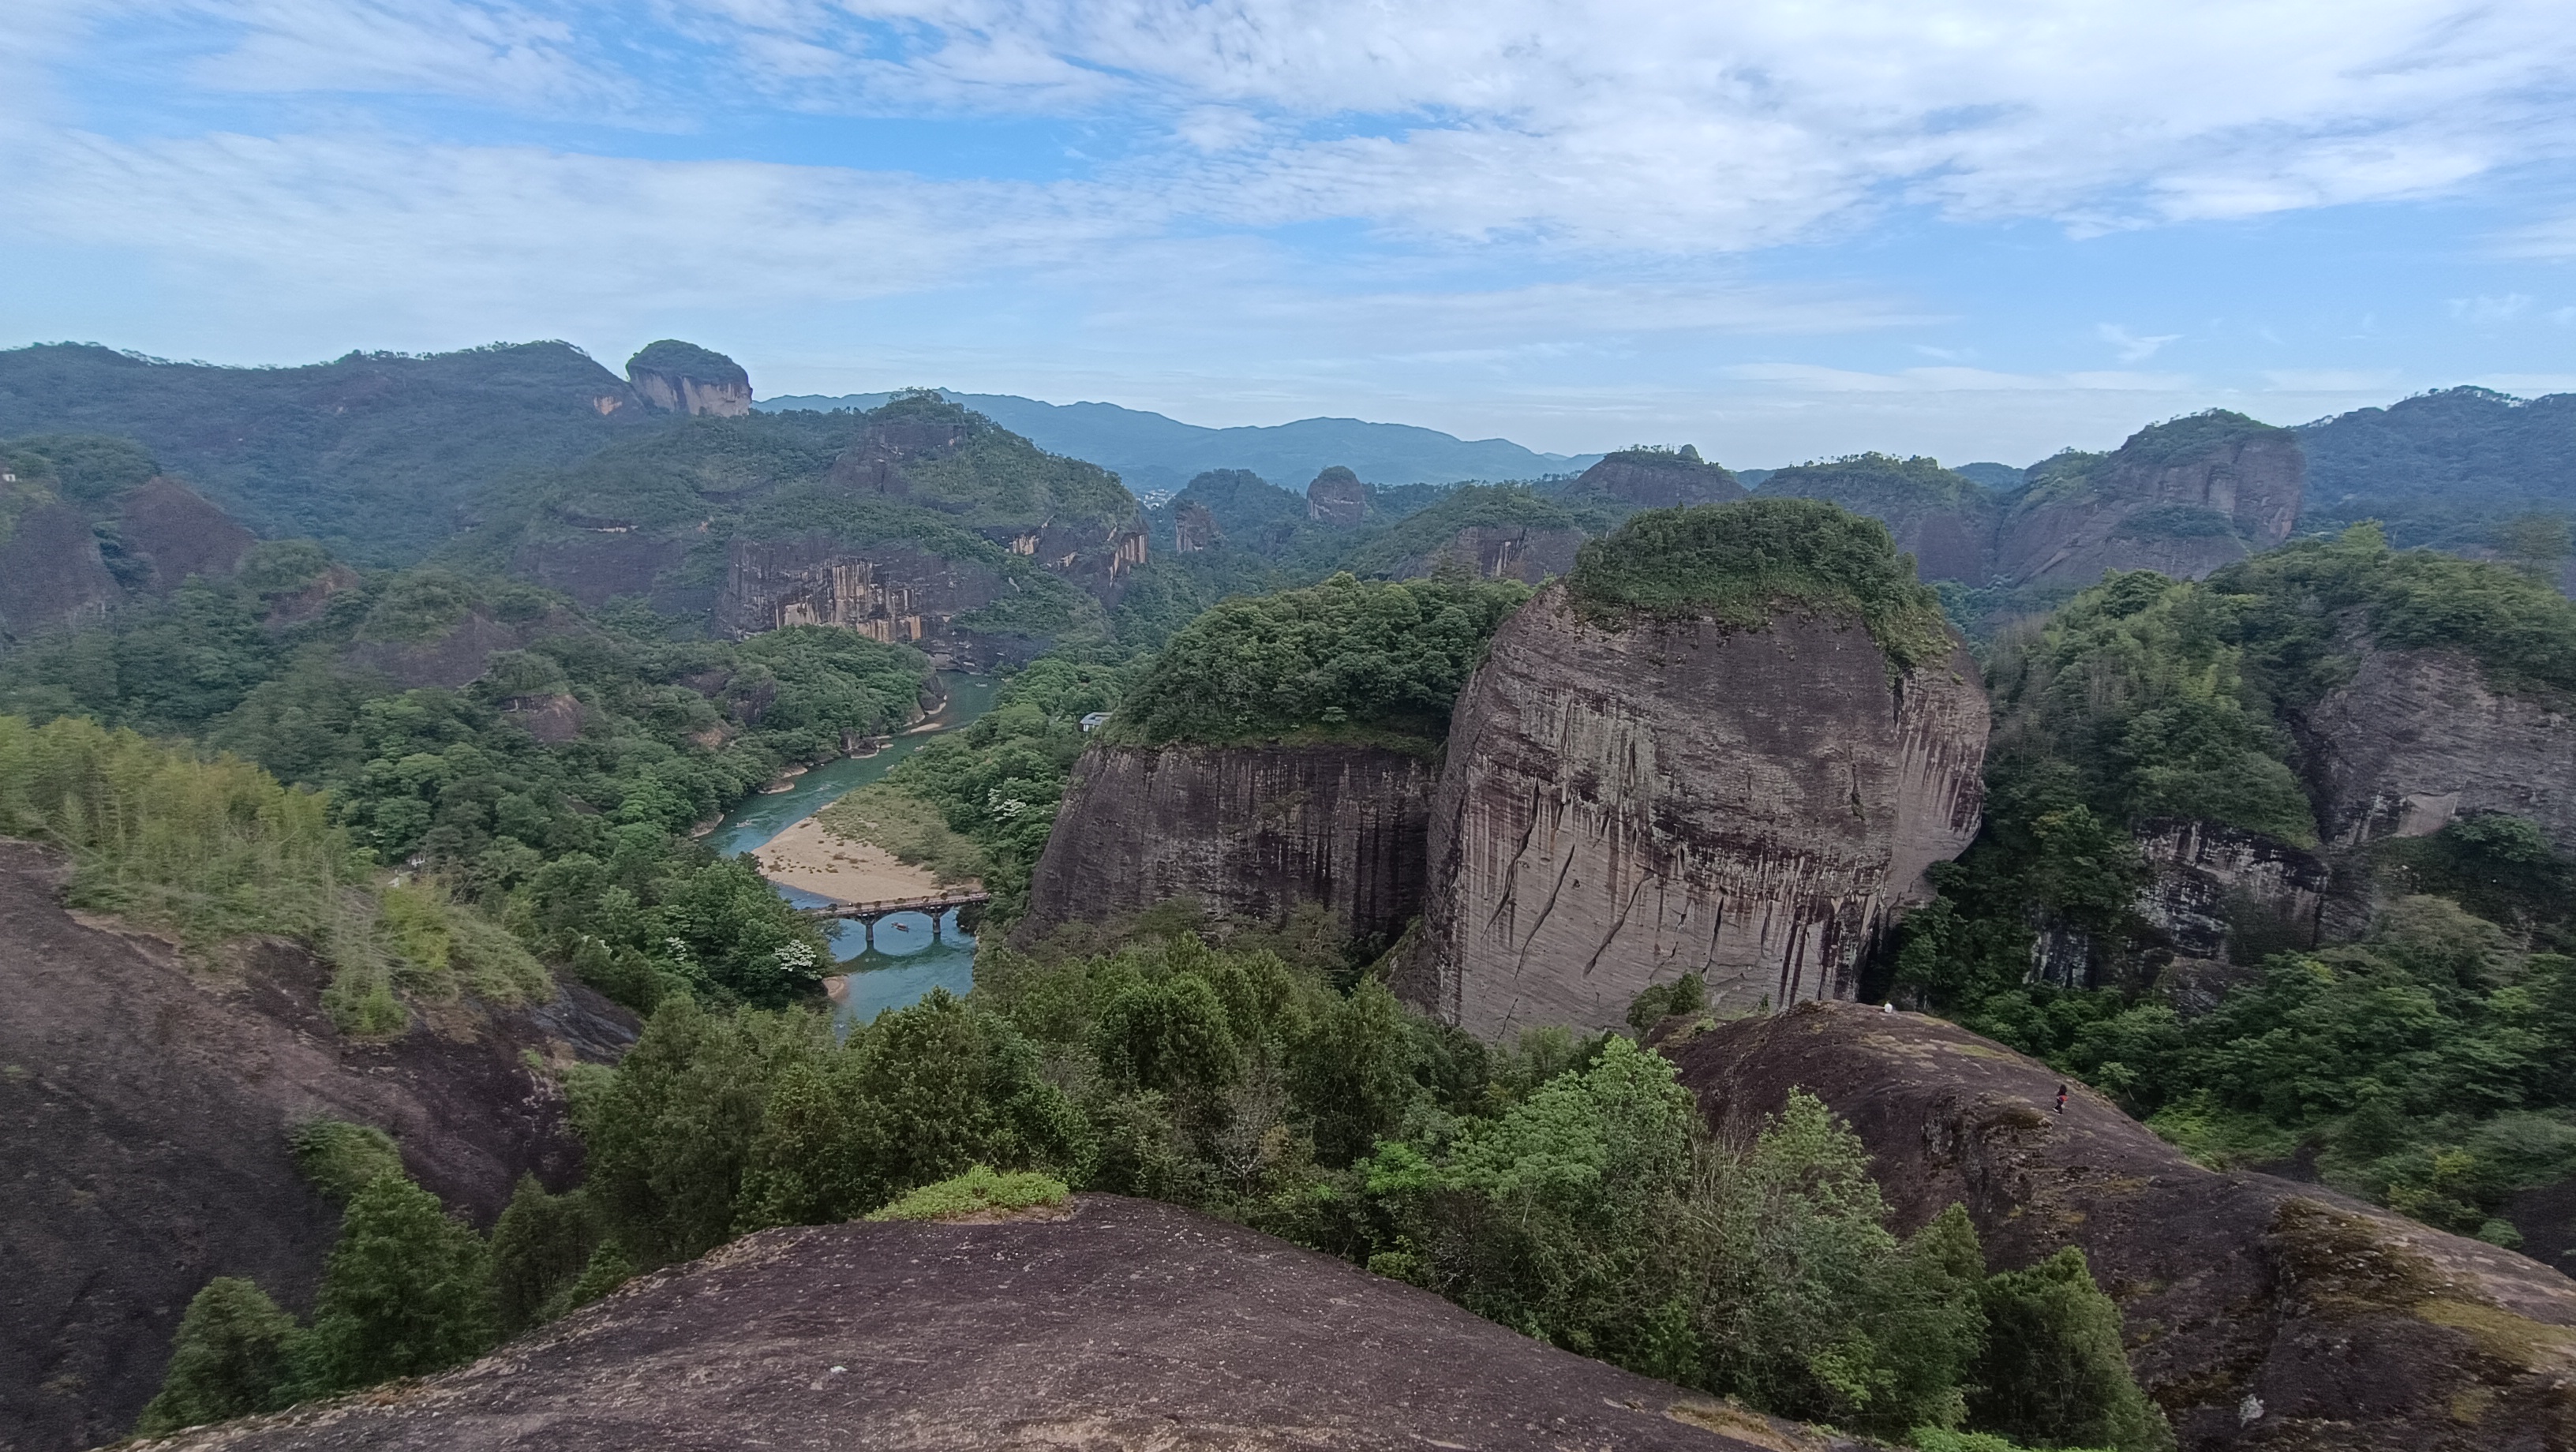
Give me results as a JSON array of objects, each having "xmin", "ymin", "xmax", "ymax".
[{"xmin": 758, "ymin": 391, "xmax": 1601, "ymax": 495}]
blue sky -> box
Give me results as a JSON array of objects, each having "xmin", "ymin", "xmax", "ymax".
[{"xmin": 5, "ymin": 0, "xmax": 2574, "ymax": 466}]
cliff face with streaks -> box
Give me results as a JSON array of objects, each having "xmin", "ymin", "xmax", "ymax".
[
  {"xmin": 1396, "ymin": 586, "xmax": 1988, "ymax": 1035},
  {"xmin": 2292, "ymin": 640, "xmax": 2576, "ymax": 856},
  {"xmin": 1997, "ymin": 421, "xmax": 2305, "ymax": 589},
  {"xmin": 713, "ymin": 537, "xmax": 1014, "ymax": 657},
  {"xmin": 623, "ymin": 340, "xmax": 751, "ymax": 418},
  {"xmin": 1562, "ymin": 447, "xmax": 1745, "ymax": 511},
  {"xmin": 1020, "ymin": 743, "xmax": 1436, "ymax": 944}
]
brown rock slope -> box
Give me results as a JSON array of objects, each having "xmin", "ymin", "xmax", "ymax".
[
  {"xmin": 1563, "ymin": 446, "xmax": 1746, "ymax": 511},
  {"xmin": 0, "ymin": 842, "xmax": 635, "ymax": 1452},
  {"xmin": 1754, "ymin": 456, "xmax": 1999, "ymax": 585},
  {"xmin": 2291, "ymin": 637, "xmax": 2576, "ymax": 856},
  {"xmin": 1021, "ymin": 743, "xmax": 1435, "ymax": 945},
  {"xmin": 1996, "ymin": 414, "xmax": 2305, "ymax": 589},
  {"xmin": 1665, "ymin": 1001, "xmax": 2576, "ymax": 1452},
  {"xmin": 133, "ymin": 1196, "xmax": 1849, "ymax": 1452},
  {"xmin": 1398, "ymin": 586, "xmax": 1988, "ymax": 1035}
]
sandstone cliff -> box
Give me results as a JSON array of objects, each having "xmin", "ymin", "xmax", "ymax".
[
  {"xmin": 1305, "ymin": 464, "xmax": 1369, "ymax": 525},
  {"xmin": 134, "ymin": 1196, "xmax": 1833, "ymax": 1452},
  {"xmin": 1997, "ymin": 413, "xmax": 2305, "ymax": 589},
  {"xmin": 2292, "ymin": 638, "xmax": 2576, "ymax": 856},
  {"xmin": 713, "ymin": 536, "xmax": 1011, "ymax": 654},
  {"xmin": 0, "ymin": 500, "xmax": 119, "ymax": 638},
  {"xmin": 0, "ymin": 842, "xmax": 634, "ymax": 1452},
  {"xmin": 1560, "ymin": 445, "xmax": 1745, "ymax": 510},
  {"xmin": 1666, "ymin": 1001, "xmax": 2576, "ymax": 1452},
  {"xmin": 1398, "ymin": 584, "xmax": 1988, "ymax": 1035},
  {"xmin": 1755, "ymin": 455, "xmax": 1999, "ymax": 584},
  {"xmin": 623, "ymin": 339, "xmax": 751, "ymax": 417},
  {"xmin": 113, "ymin": 477, "xmax": 257, "ymax": 593},
  {"xmin": 1020, "ymin": 743, "xmax": 1436, "ymax": 944},
  {"xmin": 1173, "ymin": 497, "xmax": 1222, "ymax": 552}
]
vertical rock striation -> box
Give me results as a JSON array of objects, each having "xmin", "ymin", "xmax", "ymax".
[
  {"xmin": 1997, "ymin": 415, "xmax": 2305, "ymax": 589},
  {"xmin": 1398, "ymin": 584, "xmax": 1988, "ymax": 1035},
  {"xmin": 2292, "ymin": 640, "xmax": 2576, "ymax": 855},
  {"xmin": 1020, "ymin": 743, "xmax": 1436, "ymax": 944},
  {"xmin": 1306, "ymin": 465, "xmax": 1370, "ymax": 526},
  {"xmin": 624, "ymin": 339, "xmax": 752, "ymax": 417}
]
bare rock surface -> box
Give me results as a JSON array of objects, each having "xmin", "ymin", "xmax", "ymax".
[
  {"xmin": 1398, "ymin": 586, "xmax": 1988, "ymax": 1035},
  {"xmin": 2292, "ymin": 642, "xmax": 2576, "ymax": 855},
  {"xmin": 133, "ymin": 1196, "xmax": 1838, "ymax": 1452},
  {"xmin": 1390, "ymin": 523, "xmax": 1587, "ymax": 583},
  {"xmin": 0, "ymin": 501, "xmax": 120, "ymax": 638},
  {"xmin": 1023, "ymin": 743, "xmax": 1435, "ymax": 944},
  {"xmin": 0, "ymin": 841, "xmax": 635, "ymax": 1452},
  {"xmin": 1563, "ymin": 448, "xmax": 1745, "ymax": 511},
  {"xmin": 337, "ymin": 611, "xmax": 534, "ymax": 690},
  {"xmin": 1305, "ymin": 465, "xmax": 1369, "ymax": 526},
  {"xmin": 113, "ymin": 477, "xmax": 256, "ymax": 593},
  {"xmin": 715, "ymin": 536, "xmax": 1011, "ymax": 653},
  {"xmin": 1998, "ymin": 430, "xmax": 2304, "ymax": 589},
  {"xmin": 1664, "ymin": 1001, "xmax": 2576, "ymax": 1452}
]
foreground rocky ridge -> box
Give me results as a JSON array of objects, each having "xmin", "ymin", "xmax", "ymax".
[
  {"xmin": 1399, "ymin": 586, "xmax": 1989, "ymax": 1035},
  {"xmin": 129, "ymin": 1196, "xmax": 1844, "ymax": 1452},
  {"xmin": 0, "ymin": 843, "xmax": 634, "ymax": 1452},
  {"xmin": 1664, "ymin": 1001, "xmax": 2576, "ymax": 1452}
]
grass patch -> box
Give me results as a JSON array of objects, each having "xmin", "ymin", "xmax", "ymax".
[
  {"xmin": 863, "ymin": 1165, "xmax": 1070, "ymax": 1222},
  {"xmin": 814, "ymin": 782, "xmax": 990, "ymax": 886},
  {"xmin": 2144, "ymin": 1092, "xmax": 2301, "ymax": 1169}
]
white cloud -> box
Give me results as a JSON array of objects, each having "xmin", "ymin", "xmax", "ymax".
[
  {"xmin": 1721, "ymin": 363, "xmax": 2192, "ymax": 394},
  {"xmin": 2450, "ymin": 293, "xmax": 2534, "ymax": 324},
  {"xmin": 2096, "ymin": 324, "xmax": 2180, "ymax": 362}
]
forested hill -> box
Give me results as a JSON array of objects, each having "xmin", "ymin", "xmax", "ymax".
[
  {"xmin": 0, "ymin": 342, "xmax": 671, "ymax": 563},
  {"xmin": 758, "ymin": 390, "xmax": 1600, "ymax": 495},
  {"xmin": 2299, "ymin": 386, "xmax": 2576, "ymax": 552}
]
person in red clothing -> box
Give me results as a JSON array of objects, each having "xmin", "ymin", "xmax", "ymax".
[{"xmin": 2054, "ymin": 1083, "xmax": 2069, "ymax": 1115}]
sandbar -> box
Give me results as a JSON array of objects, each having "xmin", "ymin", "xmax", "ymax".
[{"xmin": 753, "ymin": 818, "xmax": 949, "ymax": 905}]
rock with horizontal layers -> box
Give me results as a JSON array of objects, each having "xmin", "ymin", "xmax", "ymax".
[
  {"xmin": 1663, "ymin": 1001, "xmax": 2576, "ymax": 1452},
  {"xmin": 2292, "ymin": 639, "xmax": 2576, "ymax": 856},
  {"xmin": 1305, "ymin": 464, "xmax": 1369, "ymax": 526},
  {"xmin": 623, "ymin": 339, "xmax": 751, "ymax": 417},
  {"xmin": 1396, "ymin": 585, "xmax": 1988, "ymax": 1035},
  {"xmin": 1021, "ymin": 742, "xmax": 1436, "ymax": 945},
  {"xmin": 0, "ymin": 842, "xmax": 635, "ymax": 1452},
  {"xmin": 1563, "ymin": 446, "xmax": 1746, "ymax": 511},
  {"xmin": 1998, "ymin": 415, "xmax": 2305, "ymax": 589},
  {"xmin": 2119, "ymin": 818, "xmax": 2331, "ymax": 1005},
  {"xmin": 133, "ymin": 1196, "xmax": 1846, "ymax": 1452}
]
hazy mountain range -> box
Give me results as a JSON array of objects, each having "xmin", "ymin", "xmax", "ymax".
[{"xmin": 758, "ymin": 391, "xmax": 1605, "ymax": 496}]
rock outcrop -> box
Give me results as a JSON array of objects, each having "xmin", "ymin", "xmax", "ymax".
[
  {"xmin": 623, "ymin": 339, "xmax": 751, "ymax": 417},
  {"xmin": 1305, "ymin": 465, "xmax": 1369, "ymax": 526},
  {"xmin": 2292, "ymin": 640, "xmax": 2576, "ymax": 855},
  {"xmin": 1562, "ymin": 446, "xmax": 1746, "ymax": 510},
  {"xmin": 0, "ymin": 841, "xmax": 635, "ymax": 1452},
  {"xmin": 1398, "ymin": 586, "xmax": 1988, "ymax": 1036},
  {"xmin": 1173, "ymin": 497, "xmax": 1222, "ymax": 552},
  {"xmin": 137, "ymin": 1196, "xmax": 1835, "ymax": 1452},
  {"xmin": 1755, "ymin": 456, "xmax": 1999, "ymax": 584},
  {"xmin": 0, "ymin": 501, "xmax": 119, "ymax": 638},
  {"xmin": 112, "ymin": 477, "xmax": 257, "ymax": 593},
  {"xmin": 1997, "ymin": 414, "xmax": 2305, "ymax": 589},
  {"xmin": 339, "ymin": 611, "xmax": 539, "ymax": 690},
  {"xmin": 1664, "ymin": 1001, "xmax": 2576, "ymax": 1452},
  {"xmin": 1022, "ymin": 743, "xmax": 1436, "ymax": 944},
  {"xmin": 713, "ymin": 537, "xmax": 1010, "ymax": 653},
  {"xmin": 2122, "ymin": 819, "xmax": 2331, "ymax": 1005},
  {"xmin": 1390, "ymin": 523, "xmax": 1586, "ymax": 583}
]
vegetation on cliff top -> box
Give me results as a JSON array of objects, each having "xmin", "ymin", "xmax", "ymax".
[
  {"xmin": 1567, "ymin": 498, "xmax": 1954, "ymax": 670},
  {"xmin": 1757, "ymin": 452, "xmax": 1991, "ymax": 511},
  {"xmin": 2297, "ymin": 386, "xmax": 2576, "ymax": 552},
  {"xmin": 626, "ymin": 339, "xmax": 747, "ymax": 386},
  {"xmin": 1102, "ymin": 574, "xmax": 1530, "ymax": 750},
  {"xmin": 1336, "ymin": 483, "xmax": 1617, "ymax": 579},
  {"xmin": 2020, "ymin": 410, "xmax": 2296, "ymax": 506}
]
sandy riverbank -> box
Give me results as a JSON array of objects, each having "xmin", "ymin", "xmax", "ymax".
[{"xmin": 752, "ymin": 818, "xmax": 949, "ymax": 904}]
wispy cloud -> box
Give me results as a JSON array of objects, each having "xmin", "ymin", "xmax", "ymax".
[
  {"xmin": 2450, "ymin": 293, "xmax": 2534, "ymax": 324},
  {"xmin": 2096, "ymin": 323, "xmax": 2181, "ymax": 361}
]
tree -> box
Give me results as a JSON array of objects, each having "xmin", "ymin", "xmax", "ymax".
[
  {"xmin": 486, "ymin": 1176, "xmax": 602, "ymax": 1334},
  {"xmin": 1972, "ymin": 1248, "xmax": 2174, "ymax": 1452},
  {"xmin": 134, "ymin": 1278, "xmax": 298, "ymax": 1435},
  {"xmin": 292, "ymin": 1173, "xmax": 495, "ymax": 1395}
]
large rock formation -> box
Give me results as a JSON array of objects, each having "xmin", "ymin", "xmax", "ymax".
[
  {"xmin": 112, "ymin": 477, "xmax": 257, "ymax": 592},
  {"xmin": 1305, "ymin": 464, "xmax": 1369, "ymax": 526},
  {"xmin": 623, "ymin": 339, "xmax": 751, "ymax": 417},
  {"xmin": 0, "ymin": 842, "xmax": 635, "ymax": 1452},
  {"xmin": 1997, "ymin": 413, "xmax": 2305, "ymax": 589},
  {"xmin": 2291, "ymin": 638, "xmax": 2576, "ymax": 855},
  {"xmin": 2126, "ymin": 818, "xmax": 2331, "ymax": 1001},
  {"xmin": 1665, "ymin": 1001, "xmax": 2576, "ymax": 1452},
  {"xmin": 1022, "ymin": 744, "xmax": 1436, "ymax": 944},
  {"xmin": 1173, "ymin": 497, "xmax": 1222, "ymax": 552},
  {"xmin": 1562, "ymin": 446, "xmax": 1746, "ymax": 510},
  {"xmin": 1755, "ymin": 455, "xmax": 1999, "ymax": 584},
  {"xmin": 1398, "ymin": 584, "xmax": 1989, "ymax": 1035},
  {"xmin": 0, "ymin": 500, "xmax": 119, "ymax": 638},
  {"xmin": 136, "ymin": 1196, "xmax": 1835, "ymax": 1452},
  {"xmin": 713, "ymin": 537, "xmax": 1013, "ymax": 658}
]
